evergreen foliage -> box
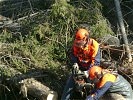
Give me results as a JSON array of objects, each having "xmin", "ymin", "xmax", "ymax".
[{"xmin": 0, "ymin": 0, "xmax": 115, "ymax": 99}]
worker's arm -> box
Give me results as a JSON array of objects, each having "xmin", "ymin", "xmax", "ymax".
[
  {"xmin": 69, "ymin": 52, "xmax": 78, "ymax": 64},
  {"xmin": 91, "ymin": 48, "xmax": 101, "ymax": 67},
  {"xmin": 86, "ymin": 81, "xmax": 113, "ymax": 100},
  {"xmin": 90, "ymin": 39, "xmax": 101, "ymax": 67}
]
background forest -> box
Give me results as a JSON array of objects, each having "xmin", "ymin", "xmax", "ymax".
[{"xmin": 0, "ymin": 0, "xmax": 133, "ymax": 100}]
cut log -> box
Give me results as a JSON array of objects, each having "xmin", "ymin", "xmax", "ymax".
[
  {"xmin": 0, "ymin": 65, "xmax": 58, "ymax": 100},
  {"xmin": 19, "ymin": 78, "xmax": 58, "ymax": 100}
]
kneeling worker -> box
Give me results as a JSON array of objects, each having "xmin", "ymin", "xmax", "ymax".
[{"xmin": 86, "ymin": 66, "xmax": 133, "ymax": 100}]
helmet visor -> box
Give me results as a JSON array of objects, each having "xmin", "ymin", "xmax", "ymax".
[{"xmin": 74, "ymin": 39, "xmax": 86, "ymax": 48}]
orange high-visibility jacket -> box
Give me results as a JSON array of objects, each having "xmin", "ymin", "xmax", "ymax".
[
  {"xmin": 91, "ymin": 73, "xmax": 133, "ymax": 100},
  {"xmin": 71, "ymin": 38, "xmax": 100, "ymax": 70}
]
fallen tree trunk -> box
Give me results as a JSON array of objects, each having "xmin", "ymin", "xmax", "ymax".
[
  {"xmin": 19, "ymin": 78, "xmax": 58, "ymax": 100},
  {"xmin": 0, "ymin": 65, "xmax": 58, "ymax": 100}
]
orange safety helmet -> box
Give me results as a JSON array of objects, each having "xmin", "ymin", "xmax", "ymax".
[
  {"xmin": 75, "ymin": 28, "xmax": 89, "ymax": 40},
  {"xmin": 74, "ymin": 28, "xmax": 89, "ymax": 48},
  {"xmin": 89, "ymin": 66, "xmax": 102, "ymax": 80}
]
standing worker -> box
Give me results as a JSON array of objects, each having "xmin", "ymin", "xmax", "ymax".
[
  {"xmin": 86, "ymin": 66, "xmax": 133, "ymax": 100},
  {"xmin": 61, "ymin": 28, "xmax": 101, "ymax": 100}
]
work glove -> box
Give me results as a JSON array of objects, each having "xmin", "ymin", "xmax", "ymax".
[
  {"xmin": 72, "ymin": 63, "xmax": 79, "ymax": 70},
  {"xmin": 72, "ymin": 63, "xmax": 79, "ymax": 74},
  {"xmin": 83, "ymin": 70, "xmax": 89, "ymax": 78}
]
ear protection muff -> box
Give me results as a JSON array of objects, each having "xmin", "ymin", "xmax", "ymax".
[
  {"xmin": 92, "ymin": 72, "xmax": 103, "ymax": 83},
  {"xmin": 84, "ymin": 33, "xmax": 89, "ymax": 40},
  {"xmin": 95, "ymin": 72, "xmax": 103, "ymax": 79}
]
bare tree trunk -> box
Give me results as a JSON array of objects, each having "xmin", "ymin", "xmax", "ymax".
[{"xmin": 114, "ymin": 0, "xmax": 132, "ymax": 62}]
